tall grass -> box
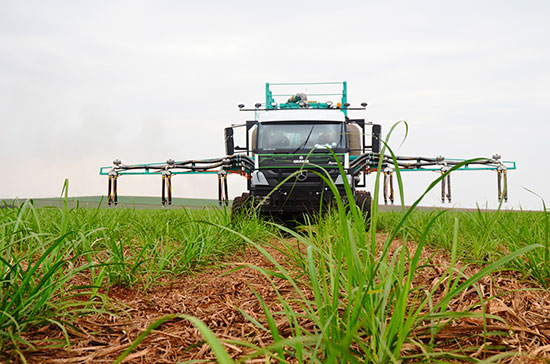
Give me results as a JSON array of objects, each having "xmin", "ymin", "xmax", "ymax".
[
  {"xmin": 0, "ymin": 195, "xmax": 274, "ymax": 360},
  {"xmin": 0, "ymin": 200, "xmax": 97, "ymax": 360},
  {"xmin": 10, "ymin": 204, "xmax": 273, "ymax": 287},
  {"xmin": 376, "ymin": 206, "xmax": 550, "ymax": 286}
]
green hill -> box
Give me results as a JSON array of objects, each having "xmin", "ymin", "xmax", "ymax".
[{"xmin": 2, "ymin": 196, "xmax": 223, "ymax": 209}]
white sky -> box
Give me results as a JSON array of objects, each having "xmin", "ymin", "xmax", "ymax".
[{"xmin": 1, "ymin": 0, "xmax": 549, "ymax": 210}]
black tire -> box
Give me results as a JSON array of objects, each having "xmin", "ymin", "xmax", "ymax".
[
  {"xmin": 355, "ymin": 190, "xmax": 372, "ymax": 224},
  {"xmin": 231, "ymin": 192, "xmax": 252, "ymax": 221}
]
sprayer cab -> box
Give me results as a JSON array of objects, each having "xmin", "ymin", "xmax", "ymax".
[{"xmin": 224, "ymin": 82, "xmax": 380, "ymax": 217}]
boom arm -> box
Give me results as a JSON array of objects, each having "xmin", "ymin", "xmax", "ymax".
[
  {"xmin": 350, "ymin": 153, "xmax": 515, "ymax": 203},
  {"xmin": 100, "ymin": 152, "xmax": 514, "ymax": 206},
  {"xmin": 100, "ymin": 155, "xmax": 254, "ymax": 206}
]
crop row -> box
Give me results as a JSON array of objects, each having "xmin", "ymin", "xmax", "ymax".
[{"xmin": 0, "ymin": 200, "xmax": 274, "ymax": 360}]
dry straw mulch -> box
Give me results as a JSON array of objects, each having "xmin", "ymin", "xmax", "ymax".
[
  {"xmin": 22, "ymin": 245, "xmax": 302, "ymax": 363},
  {"xmin": 17, "ymin": 237, "xmax": 550, "ymax": 363},
  {"xmin": 391, "ymin": 238, "xmax": 550, "ymax": 363}
]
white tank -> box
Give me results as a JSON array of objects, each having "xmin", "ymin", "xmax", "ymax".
[
  {"xmin": 251, "ymin": 126, "xmax": 258, "ymax": 155},
  {"xmin": 346, "ymin": 123, "xmax": 362, "ymax": 156}
]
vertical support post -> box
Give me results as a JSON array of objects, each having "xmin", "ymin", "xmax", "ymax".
[
  {"xmin": 497, "ymin": 168, "xmax": 502, "ymax": 202},
  {"xmin": 110, "ymin": 160, "xmax": 121, "ymax": 206},
  {"xmin": 161, "ymin": 163, "xmax": 173, "ymax": 207},
  {"xmin": 389, "ymin": 171, "xmax": 394, "ymax": 204},
  {"xmin": 113, "ymin": 175, "xmax": 118, "ymax": 205},
  {"xmin": 383, "ymin": 167, "xmax": 394, "ymax": 205},
  {"xmin": 217, "ymin": 170, "xmax": 228, "ymax": 206},
  {"xmin": 108, "ymin": 175, "xmax": 113, "ymax": 206},
  {"xmin": 217, "ymin": 173, "xmax": 223, "ymax": 206},
  {"xmin": 384, "ymin": 172, "xmax": 388, "ymax": 205},
  {"xmin": 223, "ymin": 173, "xmax": 229, "ymax": 207},
  {"xmin": 265, "ymin": 83, "xmax": 272, "ymax": 109},
  {"xmin": 497, "ymin": 165, "xmax": 508, "ymax": 202},
  {"xmin": 446, "ymin": 173, "xmax": 451, "ymax": 203},
  {"xmin": 440, "ymin": 167, "xmax": 450, "ymax": 203},
  {"xmin": 161, "ymin": 170, "xmax": 172, "ymax": 206},
  {"xmin": 342, "ymin": 81, "xmax": 348, "ymax": 116},
  {"xmin": 167, "ymin": 173, "xmax": 172, "ymax": 205},
  {"xmin": 161, "ymin": 174, "xmax": 166, "ymax": 206}
]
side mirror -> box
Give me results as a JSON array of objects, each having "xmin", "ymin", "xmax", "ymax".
[
  {"xmin": 224, "ymin": 127, "xmax": 234, "ymax": 155},
  {"xmin": 372, "ymin": 124, "xmax": 381, "ymax": 153}
]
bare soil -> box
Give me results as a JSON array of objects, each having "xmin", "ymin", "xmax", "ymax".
[{"xmin": 14, "ymin": 236, "xmax": 550, "ymax": 363}]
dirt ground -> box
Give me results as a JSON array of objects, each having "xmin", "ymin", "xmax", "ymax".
[{"xmin": 15, "ymin": 236, "xmax": 550, "ymax": 363}]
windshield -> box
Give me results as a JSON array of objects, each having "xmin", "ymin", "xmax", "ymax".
[{"xmin": 257, "ymin": 122, "xmax": 345, "ymax": 152}]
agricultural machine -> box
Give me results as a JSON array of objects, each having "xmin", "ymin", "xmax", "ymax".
[{"xmin": 100, "ymin": 82, "xmax": 515, "ymax": 219}]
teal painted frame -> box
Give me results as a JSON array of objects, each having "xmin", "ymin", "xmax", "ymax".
[{"xmin": 265, "ymin": 81, "xmax": 348, "ymax": 115}]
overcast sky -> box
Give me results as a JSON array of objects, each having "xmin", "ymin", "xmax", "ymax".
[{"xmin": 1, "ymin": 0, "xmax": 549, "ymax": 210}]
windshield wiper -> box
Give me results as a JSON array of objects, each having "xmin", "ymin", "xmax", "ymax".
[{"xmin": 291, "ymin": 125, "xmax": 315, "ymax": 154}]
